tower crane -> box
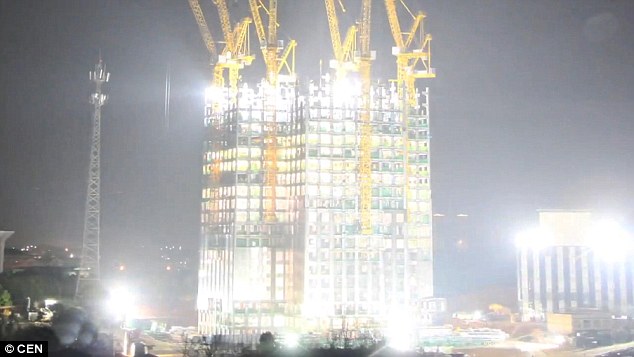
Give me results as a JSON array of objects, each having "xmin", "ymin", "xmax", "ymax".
[
  {"xmin": 188, "ymin": 0, "xmax": 254, "ymax": 99},
  {"xmin": 189, "ymin": 0, "xmax": 253, "ymax": 225},
  {"xmin": 324, "ymin": 0, "xmax": 359, "ymax": 80},
  {"xmin": 384, "ymin": 0, "xmax": 435, "ymax": 223},
  {"xmin": 359, "ymin": 0, "xmax": 373, "ymax": 235},
  {"xmin": 188, "ymin": 0, "xmax": 218, "ymax": 64},
  {"xmin": 248, "ymin": 0, "xmax": 297, "ymax": 223},
  {"xmin": 212, "ymin": 0, "xmax": 254, "ymax": 100},
  {"xmin": 384, "ymin": 0, "xmax": 434, "ymax": 107}
]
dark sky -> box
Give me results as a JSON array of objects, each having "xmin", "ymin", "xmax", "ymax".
[{"xmin": 1, "ymin": 0, "xmax": 633, "ymax": 296}]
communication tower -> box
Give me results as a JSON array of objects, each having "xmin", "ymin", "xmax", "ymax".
[{"xmin": 75, "ymin": 58, "xmax": 110, "ymax": 300}]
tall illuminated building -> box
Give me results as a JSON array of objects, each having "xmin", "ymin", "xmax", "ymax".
[{"xmin": 197, "ymin": 77, "xmax": 433, "ymax": 337}]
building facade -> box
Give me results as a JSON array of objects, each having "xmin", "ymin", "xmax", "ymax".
[
  {"xmin": 517, "ymin": 211, "xmax": 634, "ymax": 321},
  {"xmin": 197, "ymin": 78, "xmax": 433, "ymax": 337}
]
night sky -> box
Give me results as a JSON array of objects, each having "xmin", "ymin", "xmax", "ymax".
[{"xmin": 1, "ymin": 1, "xmax": 633, "ymax": 297}]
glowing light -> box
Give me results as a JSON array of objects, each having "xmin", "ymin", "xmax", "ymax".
[
  {"xmin": 473, "ymin": 310, "xmax": 483, "ymax": 320},
  {"xmin": 106, "ymin": 287, "xmax": 136, "ymax": 321},
  {"xmin": 119, "ymin": 264, "xmax": 126, "ymax": 271},
  {"xmin": 552, "ymin": 334, "xmax": 566, "ymax": 345},
  {"xmin": 515, "ymin": 227, "xmax": 553, "ymax": 250},
  {"xmin": 386, "ymin": 307, "xmax": 414, "ymax": 351},
  {"xmin": 586, "ymin": 219, "xmax": 633, "ymax": 262},
  {"xmin": 332, "ymin": 79, "xmax": 360, "ymax": 106},
  {"xmin": 166, "ymin": 265, "xmax": 172, "ymax": 271},
  {"xmin": 282, "ymin": 333, "xmax": 300, "ymax": 349},
  {"xmin": 44, "ymin": 298, "xmax": 58, "ymax": 307}
]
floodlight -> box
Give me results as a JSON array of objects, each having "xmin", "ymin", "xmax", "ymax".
[
  {"xmin": 333, "ymin": 79, "xmax": 360, "ymax": 106},
  {"xmin": 44, "ymin": 298, "xmax": 58, "ymax": 307},
  {"xmin": 586, "ymin": 219, "xmax": 633, "ymax": 263},
  {"xmin": 282, "ymin": 333, "xmax": 300, "ymax": 349},
  {"xmin": 106, "ymin": 287, "xmax": 136, "ymax": 322},
  {"xmin": 386, "ymin": 307, "xmax": 414, "ymax": 351}
]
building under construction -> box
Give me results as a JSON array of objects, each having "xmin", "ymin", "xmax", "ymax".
[{"xmin": 194, "ymin": 0, "xmax": 435, "ymax": 338}]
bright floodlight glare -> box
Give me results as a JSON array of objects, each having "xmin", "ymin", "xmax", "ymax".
[
  {"xmin": 107, "ymin": 287, "xmax": 135, "ymax": 321},
  {"xmin": 333, "ymin": 79, "xmax": 359, "ymax": 106},
  {"xmin": 283, "ymin": 333, "xmax": 300, "ymax": 349},
  {"xmin": 386, "ymin": 307, "xmax": 414, "ymax": 351},
  {"xmin": 473, "ymin": 310, "xmax": 483, "ymax": 320},
  {"xmin": 553, "ymin": 334, "xmax": 566, "ymax": 345},
  {"xmin": 586, "ymin": 219, "xmax": 633, "ymax": 263},
  {"xmin": 515, "ymin": 227, "xmax": 553, "ymax": 250}
]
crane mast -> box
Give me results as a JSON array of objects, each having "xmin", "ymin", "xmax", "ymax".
[
  {"xmin": 189, "ymin": 0, "xmax": 254, "ymax": 233},
  {"xmin": 249, "ymin": 0, "xmax": 297, "ymax": 223},
  {"xmin": 358, "ymin": 0, "xmax": 373, "ymax": 235},
  {"xmin": 384, "ymin": 0, "xmax": 435, "ymax": 223}
]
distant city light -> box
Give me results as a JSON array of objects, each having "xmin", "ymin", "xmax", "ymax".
[
  {"xmin": 69, "ymin": 253, "xmax": 74, "ymax": 258},
  {"xmin": 166, "ymin": 265, "xmax": 171, "ymax": 271},
  {"xmin": 119, "ymin": 264, "xmax": 126, "ymax": 271}
]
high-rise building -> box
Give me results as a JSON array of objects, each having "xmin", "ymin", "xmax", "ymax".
[
  {"xmin": 197, "ymin": 77, "xmax": 433, "ymax": 337},
  {"xmin": 517, "ymin": 210, "xmax": 634, "ymax": 321}
]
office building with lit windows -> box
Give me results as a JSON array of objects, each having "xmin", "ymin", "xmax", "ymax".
[
  {"xmin": 197, "ymin": 78, "xmax": 433, "ymax": 337},
  {"xmin": 517, "ymin": 210, "xmax": 634, "ymax": 321}
]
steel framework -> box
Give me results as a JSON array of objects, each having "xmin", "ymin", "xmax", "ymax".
[{"xmin": 76, "ymin": 58, "xmax": 109, "ymax": 300}]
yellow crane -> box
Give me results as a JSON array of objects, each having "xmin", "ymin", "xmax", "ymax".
[
  {"xmin": 384, "ymin": 0, "xmax": 435, "ymax": 223},
  {"xmin": 187, "ymin": 0, "xmax": 218, "ymax": 64},
  {"xmin": 324, "ymin": 0, "xmax": 359, "ymax": 80},
  {"xmin": 384, "ymin": 0, "xmax": 434, "ymax": 107},
  {"xmin": 188, "ymin": 0, "xmax": 254, "ymax": 97},
  {"xmin": 248, "ymin": 0, "xmax": 297, "ymax": 222},
  {"xmin": 189, "ymin": 0, "xmax": 253, "ymax": 218},
  {"xmin": 359, "ymin": 0, "xmax": 373, "ymax": 235},
  {"xmin": 212, "ymin": 0, "xmax": 254, "ymax": 100}
]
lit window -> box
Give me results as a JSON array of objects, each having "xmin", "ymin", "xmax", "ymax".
[
  {"xmin": 238, "ymin": 148, "xmax": 249, "ymax": 158},
  {"xmin": 237, "ymin": 160, "xmax": 248, "ymax": 171}
]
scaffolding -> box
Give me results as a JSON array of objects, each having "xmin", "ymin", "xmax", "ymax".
[{"xmin": 198, "ymin": 75, "xmax": 432, "ymax": 337}]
